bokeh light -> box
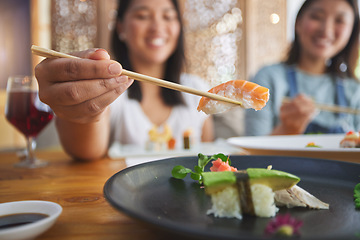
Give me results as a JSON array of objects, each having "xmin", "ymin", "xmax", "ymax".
[
  {"xmin": 52, "ymin": 0, "xmax": 97, "ymax": 53},
  {"xmin": 270, "ymin": 13, "xmax": 280, "ymax": 24},
  {"xmin": 183, "ymin": 0, "xmax": 243, "ymax": 86}
]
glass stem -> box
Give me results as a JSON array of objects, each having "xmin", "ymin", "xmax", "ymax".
[{"xmin": 26, "ymin": 136, "xmax": 36, "ymax": 163}]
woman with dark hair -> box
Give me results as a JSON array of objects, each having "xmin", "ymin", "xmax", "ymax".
[
  {"xmin": 245, "ymin": 0, "xmax": 360, "ymax": 136},
  {"xmin": 34, "ymin": 0, "xmax": 213, "ymax": 161}
]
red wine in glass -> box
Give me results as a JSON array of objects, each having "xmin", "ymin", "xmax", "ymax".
[
  {"xmin": 5, "ymin": 76, "xmax": 54, "ymax": 168},
  {"xmin": 6, "ymin": 91, "xmax": 53, "ymax": 138}
]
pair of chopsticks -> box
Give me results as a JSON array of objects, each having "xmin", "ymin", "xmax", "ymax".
[
  {"xmin": 282, "ymin": 97, "xmax": 360, "ymax": 115},
  {"xmin": 31, "ymin": 45, "xmax": 242, "ymax": 106}
]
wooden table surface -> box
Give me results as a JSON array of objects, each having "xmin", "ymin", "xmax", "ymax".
[{"xmin": 0, "ymin": 150, "xmax": 188, "ymax": 240}]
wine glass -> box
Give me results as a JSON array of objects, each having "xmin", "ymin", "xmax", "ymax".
[{"xmin": 4, "ymin": 76, "xmax": 54, "ymax": 168}]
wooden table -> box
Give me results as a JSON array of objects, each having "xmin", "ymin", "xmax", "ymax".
[{"xmin": 0, "ymin": 150, "xmax": 187, "ymax": 240}]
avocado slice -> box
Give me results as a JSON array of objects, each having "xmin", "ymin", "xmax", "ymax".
[
  {"xmin": 202, "ymin": 171, "xmax": 238, "ymax": 194},
  {"xmin": 247, "ymin": 168, "xmax": 300, "ymax": 191},
  {"xmin": 202, "ymin": 168, "xmax": 300, "ymax": 194}
]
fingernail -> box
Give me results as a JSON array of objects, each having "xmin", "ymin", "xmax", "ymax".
[
  {"xmin": 108, "ymin": 62, "xmax": 121, "ymax": 75},
  {"xmin": 95, "ymin": 49, "xmax": 110, "ymax": 59},
  {"xmin": 95, "ymin": 48, "xmax": 107, "ymax": 54},
  {"xmin": 115, "ymin": 76, "xmax": 128, "ymax": 83}
]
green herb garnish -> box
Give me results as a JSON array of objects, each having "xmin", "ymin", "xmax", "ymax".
[
  {"xmin": 354, "ymin": 183, "xmax": 360, "ymax": 209},
  {"xmin": 171, "ymin": 153, "xmax": 229, "ymax": 183}
]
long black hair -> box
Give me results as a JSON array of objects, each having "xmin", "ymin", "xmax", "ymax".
[
  {"xmin": 285, "ymin": 0, "xmax": 360, "ymax": 80},
  {"xmin": 111, "ymin": 0, "xmax": 185, "ymax": 106}
]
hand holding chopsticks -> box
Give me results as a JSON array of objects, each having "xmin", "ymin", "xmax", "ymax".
[
  {"xmin": 282, "ymin": 96, "xmax": 360, "ymax": 115},
  {"xmin": 31, "ymin": 45, "xmax": 242, "ymax": 106}
]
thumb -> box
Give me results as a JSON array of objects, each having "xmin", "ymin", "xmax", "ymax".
[{"xmin": 87, "ymin": 48, "xmax": 111, "ymax": 60}]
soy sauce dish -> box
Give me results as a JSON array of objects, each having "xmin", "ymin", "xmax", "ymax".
[{"xmin": 0, "ymin": 200, "xmax": 62, "ymax": 240}]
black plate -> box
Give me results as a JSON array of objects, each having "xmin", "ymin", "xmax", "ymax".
[{"xmin": 103, "ymin": 155, "xmax": 360, "ymax": 240}]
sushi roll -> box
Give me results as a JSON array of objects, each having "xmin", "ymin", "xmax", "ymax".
[
  {"xmin": 171, "ymin": 154, "xmax": 330, "ymax": 220},
  {"xmin": 202, "ymin": 169, "xmax": 300, "ymax": 218},
  {"xmin": 340, "ymin": 131, "xmax": 360, "ymax": 148},
  {"xmin": 197, "ymin": 80, "xmax": 270, "ymax": 114},
  {"xmin": 205, "ymin": 183, "xmax": 278, "ymax": 219}
]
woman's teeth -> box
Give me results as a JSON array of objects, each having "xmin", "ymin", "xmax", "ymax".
[
  {"xmin": 314, "ymin": 38, "xmax": 331, "ymax": 47},
  {"xmin": 150, "ymin": 38, "xmax": 165, "ymax": 46}
]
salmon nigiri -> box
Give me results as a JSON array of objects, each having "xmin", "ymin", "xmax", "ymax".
[{"xmin": 197, "ymin": 80, "xmax": 269, "ymax": 114}]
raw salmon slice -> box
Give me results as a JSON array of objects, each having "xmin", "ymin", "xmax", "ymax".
[{"xmin": 197, "ymin": 80, "xmax": 269, "ymax": 114}]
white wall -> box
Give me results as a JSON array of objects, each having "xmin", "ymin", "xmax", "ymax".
[{"xmin": 287, "ymin": 0, "xmax": 305, "ymax": 42}]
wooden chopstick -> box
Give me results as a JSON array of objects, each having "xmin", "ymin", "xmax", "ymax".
[
  {"xmin": 282, "ymin": 96, "xmax": 360, "ymax": 115},
  {"xmin": 31, "ymin": 45, "xmax": 242, "ymax": 106}
]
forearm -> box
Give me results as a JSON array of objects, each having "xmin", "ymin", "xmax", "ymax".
[
  {"xmin": 56, "ymin": 108, "xmax": 111, "ymax": 161},
  {"xmin": 201, "ymin": 116, "xmax": 214, "ymax": 142}
]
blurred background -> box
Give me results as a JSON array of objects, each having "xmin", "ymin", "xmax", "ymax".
[{"xmin": 0, "ymin": 0, "xmax": 325, "ymax": 150}]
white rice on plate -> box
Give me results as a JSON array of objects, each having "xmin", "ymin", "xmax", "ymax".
[
  {"xmin": 207, "ymin": 186, "xmax": 242, "ymax": 220},
  {"xmin": 251, "ymin": 184, "xmax": 278, "ymax": 217},
  {"xmin": 206, "ymin": 183, "xmax": 278, "ymax": 219}
]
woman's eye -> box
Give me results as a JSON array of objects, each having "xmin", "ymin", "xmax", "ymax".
[
  {"xmin": 309, "ymin": 13, "xmax": 323, "ymax": 21},
  {"xmin": 335, "ymin": 15, "xmax": 351, "ymax": 25},
  {"xmin": 134, "ymin": 12, "xmax": 150, "ymax": 20},
  {"xmin": 164, "ymin": 12, "xmax": 178, "ymax": 21},
  {"xmin": 164, "ymin": 15, "xmax": 176, "ymax": 21},
  {"xmin": 335, "ymin": 18, "xmax": 345, "ymax": 24}
]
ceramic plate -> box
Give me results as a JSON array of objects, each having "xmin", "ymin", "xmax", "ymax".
[
  {"xmin": 227, "ymin": 134, "xmax": 360, "ymax": 162},
  {"xmin": 104, "ymin": 155, "xmax": 360, "ymax": 240},
  {"xmin": 108, "ymin": 140, "xmax": 240, "ymax": 159}
]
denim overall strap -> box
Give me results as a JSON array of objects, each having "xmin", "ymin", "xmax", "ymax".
[
  {"xmin": 335, "ymin": 77, "xmax": 347, "ymax": 118},
  {"xmin": 287, "ymin": 67, "xmax": 298, "ymax": 98}
]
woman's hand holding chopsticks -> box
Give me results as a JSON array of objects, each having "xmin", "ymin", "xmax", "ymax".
[
  {"xmin": 273, "ymin": 94, "xmax": 317, "ymax": 135},
  {"xmin": 283, "ymin": 96, "xmax": 360, "ymax": 115},
  {"xmin": 32, "ymin": 45, "xmax": 243, "ymax": 106},
  {"xmin": 35, "ymin": 48, "xmax": 133, "ymax": 124}
]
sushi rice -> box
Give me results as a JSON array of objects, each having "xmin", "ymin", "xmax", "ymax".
[
  {"xmin": 207, "ymin": 184, "xmax": 278, "ymax": 219},
  {"xmin": 207, "ymin": 186, "xmax": 242, "ymax": 220},
  {"xmin": 251, "ymin": 184, "xmax": 278, "ymax": 217}
]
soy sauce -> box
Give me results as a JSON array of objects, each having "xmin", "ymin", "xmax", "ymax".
[{"xmin": 0, "ymin": 213, "xmax": 49, "ymax": 229}]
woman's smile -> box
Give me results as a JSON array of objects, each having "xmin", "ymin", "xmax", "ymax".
[
  {"xmin": 118, "ymin": 0, "xmax": 180, "ymax": 65},
  {"xmin": 147, "ymin": 36, "xmax": 166, "ymax": 48}
]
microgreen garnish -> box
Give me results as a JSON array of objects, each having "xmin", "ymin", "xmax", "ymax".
[
  {"xmin": 171, "ymin": 153, "xmax": 229, "ymax": 183},
  {"xmin": 354, "ymin": 183, "xmax": 360, "ymax": 209}
]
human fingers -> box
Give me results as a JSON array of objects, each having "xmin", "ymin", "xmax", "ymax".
[
  {"xmin": 293, "ymin": 94, "xmax": 317, "ymax": 116},
  {"xmin": 71, "ymin": 48, "xmax": 111, "ymax": 60},
  {"xmin": 282, "ymin": 94, "xmax": 315, "ymax": 117},
  {"xmin": 52, "ymin": 78, "xmax": 134, "ymax": 123},
  {"xmin": 294, "ymin": 94, "xmax": 314, "ymax": 105},
  {"xmin": 35, "ymin": 48, "xmax": 111, "ymax": 85},
  {"xmin": 279, "ymin": 94, "xmax": 318, "ymax": 133},
  {"xmin": 40, "ymin": 75, "xmax": 131, "ymax": 107},
  {"xmin": 279, "ymin": 105, "xmax": 309, "ymax": 134},
  {"xmin": 35, "ymin": 57, "xmax": 122, "ymax": 83}
]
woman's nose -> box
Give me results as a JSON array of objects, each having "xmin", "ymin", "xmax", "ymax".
[
  {"xmin": 149, "ymin": 15, "xmax": 165, "ymax": 31},
  {"xmin": 319, "ymin": 19, "xmax": 334, "ymax": 38}
]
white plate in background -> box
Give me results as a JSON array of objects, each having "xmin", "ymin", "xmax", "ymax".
[{"xmin": 227, "ymin": 134, "xmax": 360, "ymax": 162}]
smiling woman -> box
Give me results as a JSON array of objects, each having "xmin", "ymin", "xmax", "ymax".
[
  {"xmin": 245, "ymin": 0, "xmax": 360, "ymax": 137},
  {"xmin": 109, "ymin": 0, "xmax": 214, "ymax": 150},
  {"xmin": 33, "ymin": 0, "xmax": 214, "ymax": 161}
]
